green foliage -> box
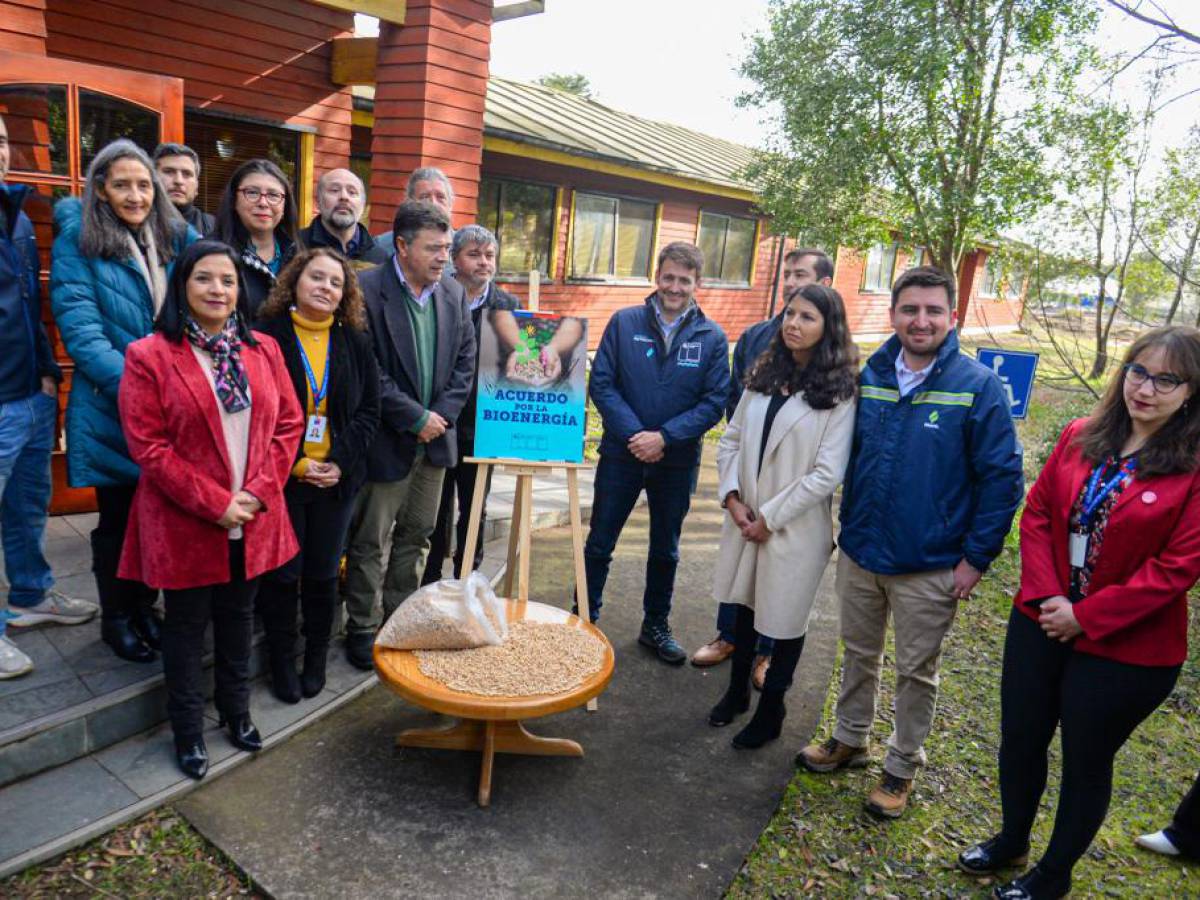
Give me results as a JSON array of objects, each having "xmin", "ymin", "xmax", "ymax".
[
  {"xmin": 535, "ymin": 73, "xmax": 595, "ymax": 99},
  {"xmin": 740, "ymin": 0, "xmax": 1098, "ymax": 272}
]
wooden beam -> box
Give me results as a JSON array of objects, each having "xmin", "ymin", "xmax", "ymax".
[
  {"xmin": 494, "ymin": 0, "xmax": 544, "ymax": 21},
  {"xmin": 331, "ymin": 36, "xmax": 377, "ymax": 85},
  {"xmin": 309, "ymin": 0, "xmax": 406, "ymax": 25}
]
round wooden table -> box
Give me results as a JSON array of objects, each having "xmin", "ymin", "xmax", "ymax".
[{"xmin": 374, "ymin": 599, "xmax": 615, "ymax": 807}]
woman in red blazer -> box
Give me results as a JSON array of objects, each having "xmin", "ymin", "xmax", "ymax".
[
  {"xmin": 118, "ymin": 240, "xmax": 303, "ymax": 781},
  {"xmin": 959, "ymin": 326, "xmax": 1200, "ymax": 900}
]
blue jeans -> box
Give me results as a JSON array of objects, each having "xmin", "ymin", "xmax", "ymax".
[
  {"xmin": 716, "ymin": 601, "xmax": 775, "ymax": 655},
  {"xmin": 583, "ymin": 454, "xmax": 696, "ymax": 625},
  {"xmin": 0, "ymin": 391, "xmax": 56, "ymax": 636}
]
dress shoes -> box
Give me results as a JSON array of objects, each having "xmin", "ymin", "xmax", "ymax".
[
  {"xmin": 993, "ymin": 865, "xmax": 1071, "ymax": 899},
  {"xmin": 130, "ymin": 606, "xmax": 162, "ymax": 651},
  {"xmin": 101, "ymin": 615, "xmax": 155, "ymax": 663},
  {"xmin": 175, "ymin": 736, "xmax": 209, "ymax": 780},
  {"xmin": 958, "ymin": 835, "xmax": 1030, "ymax": 874},
  {"xmin": 220, "ymin": 713, "xmax": 262, "ymax": 752},
  {"xmin": 691, "ymin": 637, "xmax": 735, "ymax": 667},
  {"xmin": 751, "ymin": 654, "xmax": 770, "ymax": 690}
]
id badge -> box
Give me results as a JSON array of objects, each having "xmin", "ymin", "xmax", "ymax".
[
  {"xmin": 305, "ymin": 415, "xmax": 328, "ymax": 443},
  {"xmin": 1069, "ymin": 531, "xmax": 1088, "ymax": 568}
]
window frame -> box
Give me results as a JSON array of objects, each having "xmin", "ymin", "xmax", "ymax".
[
  {"xmin": 861, "ymin": 242, "xmax": 899, "ymax": 294},
  {"xmin": 696, "ymin": 209, "xmax": 759, "ymax": 289},
  {"xmin": 567, "ymin": 188, "xmax": 660, "ymax": 284},
  {"xmin": 906, "ymin": 246, "xmax": 926, "ymax": 270},
  {"xmin": 476, "ymin": 175, "xmax": 559, "ymax": 281},
  {"xmin": 979, "ymin": 257, "xmax": 1001, "ymax": 299}
]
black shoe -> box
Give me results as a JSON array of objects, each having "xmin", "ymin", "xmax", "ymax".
[
  {"xmin": 129, "ymin": 606, "xmax": 162, "ymax": 651},
  {"xmin": 101, "ymin": 615, "xmax": 156, "ymax": 663},
  {"xmin": 638, "ymin": 621, "xmax": 687, "ymax": 665},
  {"xmin": 345, "ymin": 631, "xmax": 375, "ymax": 670},
  {"xmin": 300, "ymin": 643, "xmax": 329, "ymax": 699},
  {"xmin": 220, "ymin": 713, "xmax": 262, "ymax": 752},
  {"xmin": 993, "ymin": 865, "xmax": 1071, "ymax": 899},
  {"xmin": 732, "ymin": 688, "xmax": 786, "ymax": 749},
  {"xmin": 268, "ymin": 648, "xmax": 301, "ymax": 704},
  {"xmin": 709, "ymin": 685, "xmax": 751, "ymax": 726},
  {"xmin": 959, "ymin": 835, "xmax": 1030, "ymax": 875},
  {"xmin": 175, "ymin": 735, "xmax": 209, "ymax": 780}
]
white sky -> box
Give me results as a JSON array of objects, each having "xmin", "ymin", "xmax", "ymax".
[{"xmin": 359, "ymin": 1, "xmax": 1200, "ymax": 156}]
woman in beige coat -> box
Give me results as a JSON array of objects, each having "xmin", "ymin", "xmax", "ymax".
[{"xmin": 710, "ymin": 284, "xmax": 859, "ymax": 749}]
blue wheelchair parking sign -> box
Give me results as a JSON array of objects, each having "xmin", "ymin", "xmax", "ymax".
[{"xmin": 975, "ymin": 348, "xmax": 1038, "ymax": 419}]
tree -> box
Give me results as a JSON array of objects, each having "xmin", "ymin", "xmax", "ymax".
[
  {"xmin": 1104, "ymin": 1, "xmax": 1200, "ymax": 47},
  {"xmin": 740, "ymin": 0, "xmax": 1097, "ymax": 276},
  {"xmin": 1141, "ymin": 127, "xmax": 1200, "ymax": 324},
  {"xmin": 535, "ymin": 73, "xmax": 595, "ymax": 99}
]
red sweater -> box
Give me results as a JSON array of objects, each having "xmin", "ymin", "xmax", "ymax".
[{"xmin": 1016, "ymin": 418, "xmax": 1200, "ymax": 666}]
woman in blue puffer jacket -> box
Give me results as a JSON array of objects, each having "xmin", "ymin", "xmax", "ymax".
[{"xmin": 50, "ymin": 139, "xmax": 196, "ymax": 664}]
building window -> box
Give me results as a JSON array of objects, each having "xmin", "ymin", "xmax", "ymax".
[
  {"xmin": 1006, "ymin": 268, "xmax": 1025, "ymax": 300},
  {"xmin": 478, "ymin": 177, "xmax": 556, "ymax": 278},
  {"xmin": 697, "ymin": 212, "xmax": 756, "ymax": 286},
  {"xmin": 862, "ymin": 242, "xmax": 898, "ymax": 293},
  {"xmin": 980, "ymin": 258, "xmax": 1001, "ymax": 298},
  {"xmin": 184, "ymin": 111, "xmax": 300, "ymax": 216},
  {"xmin": 907, "ymin": 247, "xmax": 926, "ymax": 269},
  {"xmin": 570, "ymin": 192, "xmax": 656, "ymax": 280}
]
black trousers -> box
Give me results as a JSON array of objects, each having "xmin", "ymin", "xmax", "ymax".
[
  {"xmin": 1167, "ymin": 771, "xmax": 1200, "ymax": 858},
  {"xmin": 998, "ymin": 607, "xmax": 1179, "ymax": 878},
  {"xmin": 92, "ymin": 484, "xmax": 155, "ymax": 617},
  {"xmin": 162, "ymin": 540, "xmax": 259, "ymax": 740},
  {"xmin": 730, "ymin": 602, "xmax": 805, "ymax": 692},
  {"xmin": 274, "ymin": 488, "xmax": 358, "ymax": 583},
  {"xmin": 422, "ymin": 455, "xmax": 492, "ymax": 584}
]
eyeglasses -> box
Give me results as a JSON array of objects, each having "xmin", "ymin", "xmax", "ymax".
[
  {"xmin": 237, "ymin": 187, "xmax": 286, "ymax": 206},
  {"xmin": 1123, "ymin": 363, "xmax": 1187, "ymax": 394}
]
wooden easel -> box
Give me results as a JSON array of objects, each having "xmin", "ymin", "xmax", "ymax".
[{"xmin": 458, "ymin": 456, "xmax": 599, "ymax": 712}]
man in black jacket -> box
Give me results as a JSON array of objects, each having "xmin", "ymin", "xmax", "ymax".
[
  {"xmin": 153, "ymin": 143, "xmax": 214, "ymax": 235},
  {"xmin": 299, "ymin": 169, "xmax": 389, "ymax": 268},
  {"xmin": 342, "ymin": 201, "xmax": 476, "ymax": 668},
  {"xmin": 421, "ymin": 224, "xmax": 521, "ymax": 584}
]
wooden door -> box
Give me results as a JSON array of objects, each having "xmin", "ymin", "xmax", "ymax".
[{"xmin": 0, "ymin": 50, "xmax": 183, "ymax": 513}]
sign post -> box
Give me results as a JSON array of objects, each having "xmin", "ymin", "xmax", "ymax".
[{"xmin": 975, "ymin": 348, "xmax": 1039, "ymax": 419}]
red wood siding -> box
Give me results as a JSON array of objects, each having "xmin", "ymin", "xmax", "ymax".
[
  {"xmin": 482, "ymin": 150, "xmax": 781, "ymax": 350},
  {"xmin": 960, "ymin": 249, "xmax": 1024, "ymax": 334},
  {"xmin": 369, "ymin": 0, "xmax": 492, "ymax": 232},
  {"xmin": 42, "ymin": 0, "xmax": 355, "ymax": 212},
  {"xmin": 0, "ymin": 0, "xmax": 46, "ymax": 54}
]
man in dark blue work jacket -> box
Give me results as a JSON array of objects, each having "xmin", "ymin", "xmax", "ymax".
[
  {"xmin": 692, "ymin": 247, "xmax": 835, "ymax": 681},
  {"xmin": 585, "ymin": 241, "xmax": 730, "ymax": 664},
  {"xmin": 797, "ymin": 266, "xmax": 1023, "ymax": 819}
]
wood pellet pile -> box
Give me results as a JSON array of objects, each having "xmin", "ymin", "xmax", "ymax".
[{"xmin": 415, "ymin": 621, "xmax": 606, "ymax": 696}]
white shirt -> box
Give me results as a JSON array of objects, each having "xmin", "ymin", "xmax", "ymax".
[
  {"xmin": 895, "ymin": 350, "xmax": 933, "ymax": 398},
  {"xmin": 392, "ymin": 256, "xmax": 436, "ymax": 307},
  {"xmin": 468, "ymin": 283, "xmax": 490, "ymax": 311}
]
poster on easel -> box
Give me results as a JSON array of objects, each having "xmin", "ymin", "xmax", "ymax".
[{"xmin": 473, "ymin": 309, "xmax": 588, "ymax": 462}]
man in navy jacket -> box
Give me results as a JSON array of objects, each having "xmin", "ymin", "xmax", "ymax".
[
  {"xmin": 693, "ymin": 247, "xmax": 835, "ymax": 678},
  {"xmin": 585, "ymin": 241, "xmax": 730, "ymax": 664},
  {"xmin": 797, "ymin": 266, "xmax": 1023, "ymax": 819},
  {"xmin": 0, "ymin": 115, "xmax": 97, "ymax": 679}
]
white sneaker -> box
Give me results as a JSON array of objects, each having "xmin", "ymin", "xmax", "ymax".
[
  {"xmin": 1135, "ymin": 830, "xmax": 1181, "ymax": 856},
  {"xmin": 0, "ymin": 634, "xmax": 33, "ymax": 679},
  {"xmin": 7, "ymin": 590, "xmax": 98, "ymax": 627}
]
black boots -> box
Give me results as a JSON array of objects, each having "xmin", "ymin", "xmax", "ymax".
[
  {"xmin": 258, "ymin": 580, "xmax": 301, "ymax": 704},
  {"xmin": 732, "ymin": 689, "xmax": 787, "ymax": 749},
  {"xmin": 219, "ymin": 712, "xmax": 262, "ymax": 752},
  {"xmin": 93, "ymin": 532, "xmax": 155, "ymax": 664},
  {"xmin": 300, "ymin": 578, "xmax": 337, "ymax": 698},
  {"xmin": 175, "ymin": 734, "xmax": 209, "ymax": 780},
  {"xmin": 709, "ymin": 653, "xmax": 752, "ymax": 726}
]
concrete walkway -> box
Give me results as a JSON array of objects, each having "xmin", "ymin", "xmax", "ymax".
[
  {"xmin": 0, "ymin": 465, "xmax": 596, "ymax": 877},
  {"xmin": 176, "ymin": 452, "xmax": 841, "ymax": 899}
]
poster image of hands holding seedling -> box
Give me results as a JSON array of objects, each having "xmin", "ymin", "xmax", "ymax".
[{"xmin": 474, "ymin": 309, "xmax": 588, "ymax": 462}]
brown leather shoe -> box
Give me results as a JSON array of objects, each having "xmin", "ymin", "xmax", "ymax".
[
  {"xmin": 751, "ymin": 654, "xmax": 770, "ymax": 690},
  {"xmin": 795, "ymin": 735, "xmax": 871, "ymax": 773},
  {"xmin": 866, "ymin": 772, "xmax": 913, "ymax": 819},
  {"xmin": 691, "ymin": 636, "xmax": 735, "ymax": 667}
]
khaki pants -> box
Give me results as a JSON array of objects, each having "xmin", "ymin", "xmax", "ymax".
[
  {"xmin": 343, "ymin": 456, "xmax": 446, "ymax": 635},
  {"xmin": 832, "ymin": 553, "xmax": 958, "ymax": 780}
]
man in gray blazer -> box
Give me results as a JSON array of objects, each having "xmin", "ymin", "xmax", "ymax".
[{"xmin": 343, "ymin": 201, "xmax": 476, "ymax": 669}]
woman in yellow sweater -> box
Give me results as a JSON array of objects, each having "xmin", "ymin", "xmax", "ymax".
[{"xmin": 254, "ymin": 248, "xmax": 380, "ymax": 701}]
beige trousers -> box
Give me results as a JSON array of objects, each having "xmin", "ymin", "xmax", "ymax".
[{"xmin": 832, "ymin": 552, "xmax": 958, "ymax": 780}]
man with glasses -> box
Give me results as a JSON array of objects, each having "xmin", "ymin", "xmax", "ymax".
[
  {"xmin": 797, "ymin": 265, "xmax": 1023, "ymax": 819},
  {"xmin": 153, "ymin": 143, "xmax": 214, "ymax": 235},
  {"xmin": 300, "ymin": 168, "xmax": 388, "ymax": 268}
]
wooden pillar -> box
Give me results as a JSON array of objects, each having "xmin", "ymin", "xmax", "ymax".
[
  {"xmin": 0, "ymin": 0, "xmax": 47, "ymax": 54},
  {"xmin": 368, "ymin": 0, "xmax": 492, "ymax": 233},
  {"xmin": 956, "ymin": 249, "xmax": 981, "ymax": 326}
]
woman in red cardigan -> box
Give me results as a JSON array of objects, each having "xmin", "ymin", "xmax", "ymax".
[
  {"xmin": 958, "ymin": 326, "xmax": 1200, "ymax": 900},
  {"xmin": 118, "ymin": 239, "xmax": 303, "ymax": 780}
]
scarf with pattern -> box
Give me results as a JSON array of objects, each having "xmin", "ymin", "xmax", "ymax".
[{"xmin": 185, "ymin": 316, "xmax": 251, "ymax": 414}]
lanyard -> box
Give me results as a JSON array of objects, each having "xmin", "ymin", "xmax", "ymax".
[
  {"xmin": 295, "ymin": 334, "xmax": 329, "ymax": 406},
  {"xmin": 1079, "ymin": 457, "xmax": 1136, "ymax": 529}
]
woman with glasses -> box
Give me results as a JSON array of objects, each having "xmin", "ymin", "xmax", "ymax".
[
  {"xmin": 51, "ymin": 139, "xmax": 198, "ymax": 665},
  {"xmin": 118, "ymin": 240, "xmax": 303, "ymax": 780},
  {"xmin": 959, "ymin": 326, "xmax": 1200, "ymax": 900},
  {"xmin": 214, "ymin": 159, "xmax": 301, "ymax": 319}
]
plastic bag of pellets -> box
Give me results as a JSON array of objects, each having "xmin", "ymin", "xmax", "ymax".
[{"xmin": 375, "ymin": 573, "xmax": 508, "ymax": 651}]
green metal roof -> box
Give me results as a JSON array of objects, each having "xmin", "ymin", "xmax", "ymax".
[{"xmin": 483, "ymin": 77, "xmax": 756, "ymax": 192}]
